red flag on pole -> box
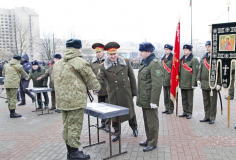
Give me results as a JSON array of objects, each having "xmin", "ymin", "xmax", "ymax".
[{"xmin": 170, "ymin": 22, "xmax": 180, "ymax": 105}]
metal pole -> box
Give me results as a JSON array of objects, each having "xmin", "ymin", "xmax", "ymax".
[{"xmin": 191, "ymin": 0, "xmax": 192, "ymax": 45}]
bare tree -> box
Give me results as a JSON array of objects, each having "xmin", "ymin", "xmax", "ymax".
[
  {"xmin": 39, "ymin": 32, "xmax": 65, "ymax": 60},
  {"xmin": 10, "ymin": 18, "xmax": 30, "ymax": 56}
]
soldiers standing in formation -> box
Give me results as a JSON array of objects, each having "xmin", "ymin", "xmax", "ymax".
[
  {"xmin": 90, "ymin": 43, "xmax": 109, "ymax": 131},
  {"xmin": 137, "ymin": 42, "xmax": 162, "ymax": 152},
  {"xmin": 197, "ymin": 41, "xmax": 221, "ymax": 124},
  {"xmin": 161, "ymin": 44, "xmax": 174, "ymax": 114},
  {"xmin": 179, "ymin": 45, "xmax": 199, "ymax": 119},
  {"xmin": 97, "ymin": 42, "xmax": 138, "ymax": 142}
]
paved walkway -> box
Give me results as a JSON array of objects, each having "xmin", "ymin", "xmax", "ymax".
[{"xmin": 1, "ymin": 70, "xmax": 236, "ymax": 160}]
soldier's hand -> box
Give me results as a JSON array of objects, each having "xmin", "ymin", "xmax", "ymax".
[
  {"xmin": 93, "ymin": 92, "xmax": 98, "ymax": 95},
  {"xmin": 25, "ymin": 78, "xmax": 29, "ymax": 80},
  {"xmin": 192, "ymin": 86, "xmax": 197, "ymax": 89},
  {"xmin": 36, "ymin": 77, "xmax": 41, "ymax": 81}
]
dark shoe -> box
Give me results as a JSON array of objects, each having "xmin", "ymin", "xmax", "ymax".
[
  {"xmin": 37, "ymin": 106, "xmax": 42, "ymax": 110},
  {"xmin": 57, "ymin": 109, "xmax": 61, "ymax": 113},
  {"xmin": 70, "ymin": 147, "xmax": 90, "ymax": 160},
  {"xmin": 133, "ymin": 129, "xmax": 138, "ymax": 137},
  {"xmin": 139, "ymin": 141, "xmax": 148, "ymax": 147},
  {"xmin": 179, "ymin": 113, "xmax": 187, "ymax": 117},
  {"xmin": 10, "ymin": 110, "xmax": 22, "ymax": 118},
  {"xmin": 18, "ymin": 102, "xmax": 26, "ymax": 106},
  {"xmin": 17, "ymin": 99, "xmax": 21, "ymax": 102},
  {"xmin": 112, "ymin": 135, "xmax": 119, "ymax": 142},
  {"xmin": 5, "ymin": 100, "xmax": 8, "ymax": 103},
  {"xmin": 209, "ymin": 120, "xmax": 215, "ymax": 124},
  {"xmin": 166, "ymin": 111, "xmax": 173, "ymax": 114},
  {"xmin": 100, "ymin": 123, "xmax": 105, "ymax": 128},
  {"xmin": 66, "ymin": 145, "xmax": 71, "ymax": 160},
  {"xmin": 143, "ymin": 146, "xmax": 156, "ymax": 152},
  {"xmin": 200, "ymin": 118, "xmax": 210, "ymax": 122},
  {"xmin": 49, "ymin": 107, "xmax": 56, "ymax": 110},
  {"xmin": 235, "ymin": 126, "xmax": 236, "ymax": 129},
  {"xmin": 32, "ymin": 97, "xmax": 36, "ymax": 103},
  {"xmin": 162, "ymin": 110, "xmax": 168, "ymax": 113},
  {"xmin": 186, "ymin": 115, "xmax": 192, "ymax": 119}
]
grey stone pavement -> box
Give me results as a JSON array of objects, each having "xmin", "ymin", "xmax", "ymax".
[{"xmin": 1, "ymin": 69, "xmax": 236, "ymax": 160}]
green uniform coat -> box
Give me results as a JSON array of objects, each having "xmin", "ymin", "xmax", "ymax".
[
  {"xmin": 90, "ymin": 54, "xmax": 108, "ymax": 96},
  {"xmin": 39, "ymin": 66, "xmax": 54, "ymax": 88},
  {"xmin": 161, "ymin": 53, "xmax": 173, "ymax": 86},
  {"xmin": 97, "ymin": 56, "xmax": 137, "ymax": 123},
  {"xmin": 179, "ymin": 53, "xmax": 199, "ymax": 89},
  {"xmin": 29, "ymin": 67, "xmax": 48, "ymax": 87},
  {"xmin": 136, "ymin": 54, "xmax": 163, "ymax": 108},
  {"xmin": 53, "ymin": 48, "xmax": 101, "ymax": 111}
]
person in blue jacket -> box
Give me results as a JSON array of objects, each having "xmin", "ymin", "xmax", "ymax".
[{"xmin": 18, "ymin": 54, "xmax": 35, "ymax": 106}]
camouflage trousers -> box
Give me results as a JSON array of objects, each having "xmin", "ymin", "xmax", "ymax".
[
  {"xmin": 6, "ymin": 88, "xmax": 18, "ymax": 110},
  {"xmin": 62, "ymin": 108, "xmax": 84, "ymax": 148}
]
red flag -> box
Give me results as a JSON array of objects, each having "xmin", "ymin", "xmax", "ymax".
[{"xmin": 170, "ymin": 22, "xmax": 180, "ymax": 104}]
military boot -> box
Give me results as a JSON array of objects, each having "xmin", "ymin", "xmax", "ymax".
[
  {"xmin": 18, "ymin": 101, "xmax": 26, "ymax": 106},
  {"xmin": 70, "ymin": 147, "xmax": 90, "ymax": 160},
  {"xmin": 66, "ymin": 145, "xmax": 84, "ymax": 160},
  {"xmin": 10, "ymin": 109, "xmax": 22, "ymax": 118}
]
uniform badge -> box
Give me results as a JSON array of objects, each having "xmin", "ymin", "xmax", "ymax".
[{"xmin": 156, "ymin": 70, "xmax": 161, "ymax": 75}]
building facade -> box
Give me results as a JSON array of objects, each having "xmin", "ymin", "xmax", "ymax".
[{"xmin": 0, "ymin": 7, "xmax": 40, "ymax": 61}]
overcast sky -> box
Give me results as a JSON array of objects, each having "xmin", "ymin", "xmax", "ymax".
[{"xmin": 1, "ymin": 0, "xmax": 236, "ymax": 44}]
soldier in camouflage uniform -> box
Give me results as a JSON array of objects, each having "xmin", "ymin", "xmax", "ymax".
[
  {"xmin": 90, "ymin": 43, "xmax": 109, "ymax": 130},
  {"xmin": 161, "ymin": 44, "xmax": 174, "ymax": 114},
  {"xmin": 179, "ymin": 44, "xmax": 199, "ymax": 119},
  {"xmin": 2, "ymin": 54, "xmax": 29, "ymax": 118},
  {"xmin": 197, "ymin": 41, "xmax": 221, "ymax": 124},
  {"xmin": 53, "ymin": 39, "xmax": 101, "ymax": 160}
]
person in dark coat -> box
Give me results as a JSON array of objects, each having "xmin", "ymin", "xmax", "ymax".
[
  {"xmin": 97, "ymin": 42, "xmax": 138, "ymax": 142},
  {"xmin": 29, "ymin": 61, "xmax": 49, "ymax": 109},
  {"xmin": 18, "ymin": 54, "xmax": 35, "ymax": 106}
]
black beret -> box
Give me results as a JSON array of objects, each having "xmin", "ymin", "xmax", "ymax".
[
  {"xmin": 183, "ymin": 44, "xmax": 193, "ymax": 51},
  {"xmin": 164, "ymin": 44, "xmax": 173, "ymax": 50},
  {"xmin": 205, "ymin": 41, "xmax": 211, "ymax": 46},
  {"xmin": 139, "ymin": 42, "xmax": 155, "ymax": 52},
  {"xmin": 66, "ymin": 39, "xmax": 82, "ymax": 49},
  {"xmin": 53, "ymin": 54, "xmax": 62, "ymax": 59},
  {"xmin": 32, "ymin": 60, "xmax": 39, "ymax": 65},
  {"xmin": 13, "ymin": 54, "xmax": 21, "ymax": 61}
]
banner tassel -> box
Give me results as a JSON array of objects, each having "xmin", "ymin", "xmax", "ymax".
[{"xmin": 210, "ymin": 89, "xmax": 213, "ymax": 96}]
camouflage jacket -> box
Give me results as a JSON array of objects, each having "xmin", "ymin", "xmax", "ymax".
[
  {"xmin": 2, "ymin": 59, "xmax": 29, "ymax": 88},
  {"xmin": 53, "ymin": 48, "xmax": 101, "ymax": 111}
]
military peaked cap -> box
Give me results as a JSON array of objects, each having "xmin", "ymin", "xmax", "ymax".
[
  {"xmin": 104, "ymin": 42, "xmax": 120, "ymax": 54},
  {"xmin": 92, "ymin": 43, "xmax": 105, "ymax": 52}
]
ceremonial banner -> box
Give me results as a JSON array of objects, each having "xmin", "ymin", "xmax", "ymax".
[
  {"xmin": 170, "ymin": 22, "xmax": 180, "ymax": 104},
  {"xmin": 210, "ymin": 22, "xmax": 236, "ymax": 90}
]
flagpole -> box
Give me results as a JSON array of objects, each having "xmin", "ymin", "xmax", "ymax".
[{"xmin": 191, "ymin": 0, "xmax": 192, "ymax": 45}]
